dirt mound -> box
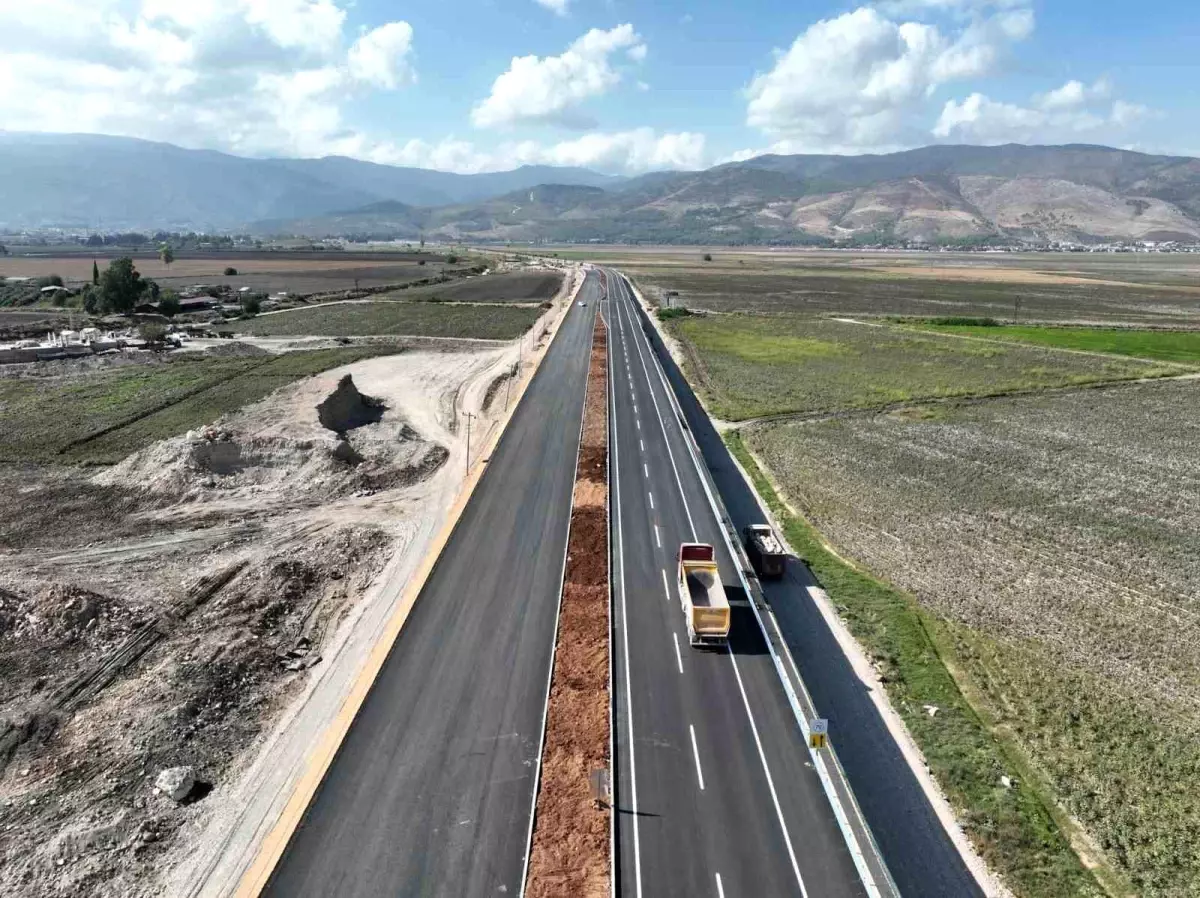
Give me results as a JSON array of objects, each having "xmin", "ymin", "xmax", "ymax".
[{"xmin": 316, "ymin": 375, "xmax": 385, "ymax": 433}]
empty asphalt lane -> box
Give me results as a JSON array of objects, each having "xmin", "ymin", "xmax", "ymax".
[{"xmin": 262, "ymin": 276, "xmax": 599, "ymax": 897}]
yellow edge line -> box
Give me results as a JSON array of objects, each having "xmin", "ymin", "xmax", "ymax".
[{"xmin": 232, "ymin": 272, "xmax": 585, "ymax": 898}]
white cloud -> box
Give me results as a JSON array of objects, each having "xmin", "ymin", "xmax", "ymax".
[
  {"xmin": 376, "ymin": 129, "xmax": 705, "ymax": 175},
  {"xmin": 1036, "ymin": 78, "xmax": 1110, "ymax": 111},
  {"xmin": 533, "ymin": 0, "xmax": 570, "ymax": 15},
  {"xmin": 0, "ymin": 1, "xmax": 415, "ymax": 159},
  {"xmin": 471, "ymin": 24, "xmax": 646, "ymax": 129},
  {"xmin": 744, "ymin": 5, "xmax": 1033, "ymax": 152},
  {"xmin": 347, "ymin": 22, "xmax": 415, "ymax": 89},
  {"xmin": 933, "ymin": 82, "xmax": 1153, "ymax": 144}
]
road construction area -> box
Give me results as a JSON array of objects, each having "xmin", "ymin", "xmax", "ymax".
[{"xmin": 0, "ymin": 269, "xmax": 579, "ymax": 897}]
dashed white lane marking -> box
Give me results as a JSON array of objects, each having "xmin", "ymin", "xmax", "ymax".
[
  {"xmin": 673, "ymin": 632, "xmax": 684, "ymax": 674},
  {"xmin": 648, "ymin": 491, "xmax": 654, "ymax": 509},
  {"xmin": 636, "ymin": 418, "xmax": 641, "ymax": 430},
  {"xmin": 716, "ymin": 873, "xmax": 725, "ymax": 898},
  {"xmin": 654, "ymin": 524, "xmax": 661, "ymax": 549},
  {"xmin": 689, "ymin": 725, "xmax": 706, "ymax": 791},
  {"xmin": 643, "ymin": 462, "xmax": 649, "ymax": 478},
  {"xmin": 662, "ymin": 568, "xmax": 671, "ymax": 603},
  {"xmin": 640, "ymin": 439, "xmax": 645, "ymax": 452}
]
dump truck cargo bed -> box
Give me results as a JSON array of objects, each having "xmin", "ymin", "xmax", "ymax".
[{"xmin": 678, "ymin": 543, "xmax": 730, "ymax": 647}]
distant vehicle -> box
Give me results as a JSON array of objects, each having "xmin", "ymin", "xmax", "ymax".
[
  {"xmin": 677, "ymin": 543, "xmax": 730, "ymax": 647},
  {"xmin": 579, "ymin": 301, "xmax": 587, "ymax": 307},
  {"xmin": 743, "ymin": 524, "xmax": 786, "ymax": 579}
]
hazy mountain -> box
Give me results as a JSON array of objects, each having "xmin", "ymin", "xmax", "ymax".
[
  {"xmin": 0, "ymin": 132, "xmax": 622, "ymax": 230},
  {"xmin": 283, "ymin": 143, "xmax": 1200, "ymax": 245}
]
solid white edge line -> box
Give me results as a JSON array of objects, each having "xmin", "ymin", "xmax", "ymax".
[
  {"xmin": 619, "ymin": 272, "xmax": 888, "ymax": 898},
  {"xmin": 605, "ymin": 298, "xmax": 616, "ymax": 898},
  {"xmin": 673, "ymin": 632, "xmax": 684, "ymax": 674},
  {"xmin": 689, "ymin": 725, "xmax": 706, "ymax": 791},
  {"xmin": 609, "ymin": 276, "xmax": 644, "ymax": 898},
  {"xmin": 519, "ymin": 295, "xmax": 594, "ymax": 898},
  {"xmin": 616, "ymin": 274, "xmax": 817, "ymax": 898}
]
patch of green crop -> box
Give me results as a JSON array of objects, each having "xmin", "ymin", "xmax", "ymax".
[
  {"xmin": 916, "ymin": 324, "xmax": 1200, "ymax": 367},
  {"xmin": 666, "ymin": 315, "xmax": 1166, "ymax": 421}
]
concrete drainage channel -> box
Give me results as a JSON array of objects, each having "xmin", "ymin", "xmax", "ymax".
[{"xmin": 523, "ymin": 310, "xmax": 611, "ymax": 897}]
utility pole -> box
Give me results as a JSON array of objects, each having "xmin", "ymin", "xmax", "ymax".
[
  {"xmin": 505, "ymin": 361, "xmax": 518, "ymax": 411},
  {"xmin": 463, "ymin": 411, "xmax": 477, "ymax": 478}
]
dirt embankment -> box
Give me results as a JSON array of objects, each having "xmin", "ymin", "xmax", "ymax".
[
  {"xmin": 0, "ymin": 345, "xmax": 510, "ymax": 897},
  {"xmin": 526, "ymin": 313, "xmax": 610, "ymax": 898}
]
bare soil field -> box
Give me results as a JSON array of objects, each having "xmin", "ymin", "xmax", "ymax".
[
  {"xmin": 1, "ymin": 253, "xmax": 465, "ymax": 296},
  {"xmin": 397, "ymin": 269, "xmax": 564, "ymax": 303},
  {"xmin": 746, "ymin": 378, "xmax": 1200, "ymax": 897},
  {"xmin": 613, "ymin": 250, "xmax": 1200, "ymax": 323},
  {"xmin": 0, "ymin": 338, "xmax": 530, "ymax": 897}
]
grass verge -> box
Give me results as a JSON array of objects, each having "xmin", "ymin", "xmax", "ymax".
[
  {"xmin": 912, "ymin": 323, "xmax": 1200, "ymax": 366},
  {"xmin": 223, "ymin": 300, "xmax": 541, "ymax": 340},
  {"xmin": 724, "ymin": 429, "xmax": 1109, "ymax": 898}
]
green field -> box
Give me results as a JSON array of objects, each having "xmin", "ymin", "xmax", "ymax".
[
  {"xmin": 916, "ymin": 323, "xmax": 1200, "ymax": 365},
  {"xmin": 669, "ymin": 314, "xmax": 1171, "ymax": 420},
  {"xmin": 0, "ymin": 346, "xmax": 404, "ymax": 465},
  {"xmin": 224, "ymin": 301, "xmax": 540, "ymax": 339}
]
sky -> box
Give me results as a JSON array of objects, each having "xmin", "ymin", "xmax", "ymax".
[{"xmin": 0, "ymin": 0, "xmax": 1196, "ymax": 174}]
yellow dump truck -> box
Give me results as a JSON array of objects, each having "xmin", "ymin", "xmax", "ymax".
[{"xmin": 678, "ymin": 543, "xmax": 730, "ymax": 647}]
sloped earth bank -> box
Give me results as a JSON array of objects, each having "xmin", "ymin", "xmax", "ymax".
[
  {"xmin": 0, "ymin": 340, "xmax": 532, "ymax": 897},
  {"xmin": 526, "ymin": 313, "xmax": 610, "ymax": 898}
]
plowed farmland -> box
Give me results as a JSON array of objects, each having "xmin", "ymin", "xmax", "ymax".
[{"xmin": 746, "ymin": 378, "xmax": 1200, "ymax": 898}]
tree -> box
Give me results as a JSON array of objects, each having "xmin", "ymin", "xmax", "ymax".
[
  {"xmin": 158, "ymin": 290, "xmax": 181, "ymax": 317},
  {"xmin": 241, "ymin": 294, "xmax": 262, "ymax": 317},
  {"xmin": 0, "ymin": 243, "xmax": 7, "ymax": 256},
  {"xmin": 97, "ymin": 257, "xmax": 147, "ymax": 314},
  {"xmin": 81, "ymin": 286, "xmax": 99, "ymax": 314},
  {"xmin": 446, "ymin": 254, "xmax": 459, "ymax": 264},
  {"xmin": 138, "ymin": 322, "xmax": 169, "ymax": 348},
  {"xmin": 92, "ymin": 259, "xmax": 100, "ymax": 285},
  {"xmin": 223, "ymin": 266, "xmax": 238, "ymax": 276},
  {"xmin": 159, "ymin": 244, "xmax": 175, "ymax": 268},
  {"xmin": 702, "ymin": 253, "xmax": 713, "ymax": 262}
]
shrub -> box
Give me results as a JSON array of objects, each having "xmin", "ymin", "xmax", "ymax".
[
  {"xmin": 446, "ymin": 254, "xmax": 459, "ymax": 264},
  {"xmin": 224, "ymin": 266, "xmax": 238, "ymax": 276},
  {"xmin": 138, "ymin": 322, "xmax": 169, "ymax": 347},
  {"xmin": 35, "ymin": 274, "xmax": 64, "ymax": 288},
  {"xmin": 158, "ymin": 291, "xmax": 181, "ymax": 317},
  {"xmin": 928, "ymin": 316, "xmax": 1000, "ymax": 327},
  {"xmin": 702, "ymin": 253, "xmax": 713, "ymax": 262},
  {"xmin": 241, "ymin": 294, "xmax": 262, "ymax": 317},
  {"xmin": 657, "ymin": 306, "xmax": 695, "ymax": 320}
]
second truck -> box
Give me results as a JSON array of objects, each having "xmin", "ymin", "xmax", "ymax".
[{"xmin": 678, "ymin": 543, "xmax": 731, "ymax": 647}]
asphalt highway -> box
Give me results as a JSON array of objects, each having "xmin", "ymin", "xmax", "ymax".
[
  {"xmin": 624, "ymin": 272, "xmax": 986, "ymax": 898},
  {"xmin": 262, "ymin": 275, "xmax": 600, "ymax": 896},
  {"xmin": 606, "ymin": 271, "xmax": 873, "ymax": 898}
]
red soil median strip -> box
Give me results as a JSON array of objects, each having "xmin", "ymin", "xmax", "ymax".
[{"xmin": 526, "ymin": 315, "xmax": 610, "ymax": 898}]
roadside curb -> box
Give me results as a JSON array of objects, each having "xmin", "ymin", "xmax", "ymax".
[{"xmin": 231, "ymin": 267, "xmax": 588, "ymax": 898}]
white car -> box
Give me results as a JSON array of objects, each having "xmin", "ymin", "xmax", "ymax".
[{"xmin": 578, "ymin": 301, "xmax": 587, "ymax": 307}]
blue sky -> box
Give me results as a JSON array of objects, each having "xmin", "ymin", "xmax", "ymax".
[{"xmin": 1, "ymin": 0, "xmax": 1196, "ymax": 172}]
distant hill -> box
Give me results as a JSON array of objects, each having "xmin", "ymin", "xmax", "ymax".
[
  {"xmin": 0, "ymin": 132, "xmax": 622, "ymax": 230},
  {"xmin": 267, "ymin": 143, "xmax": 1200, "ymax": 245},
  {"xmin": 5, "ymin": 133, "xmax": 1199, "ymax": 244}
]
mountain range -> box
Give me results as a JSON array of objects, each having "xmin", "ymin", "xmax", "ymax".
[{"xmin": 3, "ymin": 133, "xmax": 1200, "ymax": 245}]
